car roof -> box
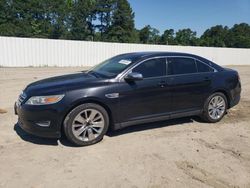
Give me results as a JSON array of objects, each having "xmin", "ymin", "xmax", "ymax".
[{"xmin": 120, "ymin": 51, "xmax": 202, "ymax": 60}]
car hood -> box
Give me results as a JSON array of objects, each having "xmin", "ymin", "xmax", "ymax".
[{"xmin": 24, "ymin": 72, "xmax": 105, "ymax": 95}]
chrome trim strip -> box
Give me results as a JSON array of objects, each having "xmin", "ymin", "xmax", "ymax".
[
  {"xmin": 36, "ymin": 121, "xmax": 51, "ymax": 127},
  {"xmin": 105, "ymin": 93, "xmax": 119, "ymax": 99},
  {"xmin": 17, "ymin": 91, "xmax": 27, "ymax": 105}
]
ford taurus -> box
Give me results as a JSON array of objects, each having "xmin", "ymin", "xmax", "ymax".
[{"xmin": 15, "ymin": 52, "xmax": 241, "ymax": 146}]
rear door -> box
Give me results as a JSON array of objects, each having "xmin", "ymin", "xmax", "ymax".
[{"xmin": 166, "ymin": 57, "xmax": 213, "ymax": 113}]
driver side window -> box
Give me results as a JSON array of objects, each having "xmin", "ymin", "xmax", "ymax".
[{"xmin": 132, "ymin": 58, "xmax": 167, "ymax": 78}]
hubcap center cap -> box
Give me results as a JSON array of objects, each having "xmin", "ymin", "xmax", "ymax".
[{"xmin": 85, "ymin": 119, "xmax": 93, "ymax": 127}]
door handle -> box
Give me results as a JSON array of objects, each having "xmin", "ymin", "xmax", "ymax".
[
  {"xmin": 158, "ymin": 81, "xmax": 166, "ymax": 88},
  {"xmin": 203, "ymin": 77, "xmax": 211, "ymax": 81}
]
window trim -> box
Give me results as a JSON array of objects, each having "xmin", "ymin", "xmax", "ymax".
[{"xmin": 118, "ymin": 56, "xmax": 217, "ymax": 82}]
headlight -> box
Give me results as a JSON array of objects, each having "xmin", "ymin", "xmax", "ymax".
[{"xmin": 25, "ymin": 94, "xmax": 65, "ymax": 105}]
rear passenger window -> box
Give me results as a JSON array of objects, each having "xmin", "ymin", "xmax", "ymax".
[
  {"xmin": 132, "ymin": 58, "xmax": 166, "ymax": 78},
  {"xmin": 167, "ymin": 57, "xmax": 197, "ymax": 75},
  {"xmin": 196, "ymin": 60, "xmax": 214, "ymax": 72}
]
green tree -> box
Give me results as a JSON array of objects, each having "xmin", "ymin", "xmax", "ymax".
[
  {"xmin": 200, "ymin": 25, "xmax": 228, "ymax": 47},
  {"xmin": 0, "ymin": 0, "xmax": 32, "ymax": 37},
  {"xmin": 150, "ymin": 27, "xmax": 160, "ymax": 44},
  {"xmin": 1, "ymin": 0, "xmax": 250, "ymax": 48},
  {"xmin": 139, "ymin": 25, "xmax": 160, "ymax": 44},
  {"xmin": 106, "ymin": 0, "xmax": 136, "ymax": 43},
  {"xmin": 160, "ymin": 29, "xmax": 175, "ymax": 45},
  {"xmin": 226, "ymin": 23, "xmax": 250, "ymax": 48},
  {"xmin": 0, "ymin": 0, "xmax": 70, "ymax": 39},
  {"xmin": 67, "ymin": 0, "xmax": 96, "ymax": 40},
  {"xmin": 175, "ymin": 28, "xmax": 198, "ymax": 46},
  {"xmin": 29, "ymin": 0, "xmax": 69, "ymax": 39},
  {"xmin": 49, "ymin": 0, "xmax": 71, "ymax": 39},
  {"xmin": 0, "ymin": 0, "xmax": 15, "ymax": 36},
  {"xmin": 95, "ymin": 0, "xmax": 115, "ymax": 40},
  {"xmin": 139, "ymin": 25, "xmax": 150, "ymax": 43}
]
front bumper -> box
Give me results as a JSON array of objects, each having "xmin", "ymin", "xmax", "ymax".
[{"xmin": 15, "ymin": 102, "xmax": 62, "ymax": 138}]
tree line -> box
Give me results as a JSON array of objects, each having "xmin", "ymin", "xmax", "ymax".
[{"xmin": 0, "ymin": 0, "xmax": 250, "ymax": 48}]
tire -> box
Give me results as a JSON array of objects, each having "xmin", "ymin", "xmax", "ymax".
[
  {"xmin": 201, "ymin": 92, "xmax": 228, "ymax": 123},
  {"xmin": 63, "ymin": 103, "xmax": 109, "ymax": 146}
]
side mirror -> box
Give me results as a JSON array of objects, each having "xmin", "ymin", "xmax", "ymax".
[{"xmin": 124, "ymin": 72, "xmax": 143, "ymax": 82}]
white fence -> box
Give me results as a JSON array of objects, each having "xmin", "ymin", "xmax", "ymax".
[{"xmin": 0, "ymin": 36, "xmax": 250, "ymax": 67}]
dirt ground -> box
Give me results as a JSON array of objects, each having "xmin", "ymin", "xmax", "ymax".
[{"xmin": 0, "ymin": 66, "xmax": 250, "ymax": 188}]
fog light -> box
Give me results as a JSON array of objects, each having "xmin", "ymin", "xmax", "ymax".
[{"xmin": 36, "ymin": 121, "xmax": 51, "ymax": 127}]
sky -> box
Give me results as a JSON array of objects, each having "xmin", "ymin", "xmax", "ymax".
[{"xmin": 128, "ymin": 0, "xmax": 250, "ymax": 36}]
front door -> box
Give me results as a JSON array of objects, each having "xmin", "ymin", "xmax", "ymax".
[{"xmin": 118, "ymin": 58, "xmax": 172, "ymax": 123}]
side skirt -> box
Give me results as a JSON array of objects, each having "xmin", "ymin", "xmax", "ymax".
[{"xmin": 113, "ymin": 109, "xmax": 202, "ymax": 130}]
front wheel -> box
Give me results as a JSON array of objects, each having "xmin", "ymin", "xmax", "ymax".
[
  {"xmin": 63, "ymin": 103, "xmax": 109, "ymax": 146},
  {"xmin": 201, "ymin": 92, "xmax": 228, "ymax": 123}
]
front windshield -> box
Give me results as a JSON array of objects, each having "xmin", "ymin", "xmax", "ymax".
[{"xmin": 88, "ymin": 54, "xmax": 137, "ymax": 78}]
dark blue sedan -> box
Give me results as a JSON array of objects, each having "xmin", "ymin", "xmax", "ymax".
[{"xmin": 15, "ymin": 52, "xmax": 241, "ymax": 146}]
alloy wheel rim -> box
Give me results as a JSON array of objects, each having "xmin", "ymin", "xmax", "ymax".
[
  {"xmin": 208, "ymin": 96, "xmax": 226, "ymax": 120},
  {"xmin": 72, "ymin": 109, "xmax": 105, "ymax": 141}
]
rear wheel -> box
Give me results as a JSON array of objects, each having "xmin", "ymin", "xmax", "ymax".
[
  {"xmin": 64, "ymin": 103, "xmax": 109, "ymax": 146},
  {"xmin": 201, "ymin": 92, "xmax": 227, "ymax": 123}
]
